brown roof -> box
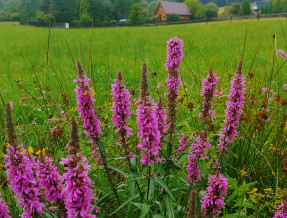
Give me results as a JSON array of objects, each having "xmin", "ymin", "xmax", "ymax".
[{"xmin": 160, "ymin": 1, "xmax": 191, "ymax": 16}]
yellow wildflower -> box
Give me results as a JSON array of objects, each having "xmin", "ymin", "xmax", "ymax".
[
  {"xmin": 251, "ymin": 188, "xmax": 258, "ymax": 194},
  {"xmin": 129, "ymin": 145, "xmax": 132, "ymax": 149},
  {"xmin": 91, "ymin": 91, "xmax": 96, "ymax": 95},
  {"xmin": 240, "ymin": 170, "xmax": 247, "ymax": 176},
  {"xmin": 104, "ymin": 115, "xmax": 108, "ymax": 119},
  {"xmin": 16, "ymin": 125, "xmax": 20, "ymax": 128},
  {"xmin": 83, "ymin": 92, "xmax": 88, "ymax": 96},
  {"xmin": 21, "ymin": 149, "xmax": 25, "ymax": 154},
  {"xmin": 104, "ymin": 101, "xmax": 107, "ymax": 107},
  {"xmin": 28, "ymin": 146, "xmax": 34, "ymax": 154},
  {"xmin": 99, "ymin": 165, "xmax": 103, "ymax": 169}
]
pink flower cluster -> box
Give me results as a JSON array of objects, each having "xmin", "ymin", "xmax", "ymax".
[
  {"xmin": 186, "ymin": 155, "xmax": 200, "ymax": 184},
  {"xmin": 186, "ymin": 132, "xmax": 211, "ymax": 184},
  {"xmin": 111, "ymin": 75, "xmax": 132, "ymax": 143},
  {"xmin": 153, "ymin": 99, "xmax": 167, "ymax": 140},
  {"xmin": 176, "ymin": 133, "xmax": 189, "ymax": 154},
  {"xmin": 0, "ymin": 193, "xmax": 11, "ymax": 218},
  {"xmin": 278, "ymin": 49, "xmax": 287, "ymax": 60},
  {"xmin": 218, "ymin": 61, "xmax": 246, "ymax": 152},
  {"xmin": 74, "ymin": 62, "xmax": 102, "ymax": 161},
  {"xmin": 5, "ymin": 145, "xmax": 45, "ymax": 217},
  {"xmin": 137, "ymin": 97, "xmax": 161, "ymax": 166},
  {"xmin": 165, "ymin": 37, "xmax": 184, "ymax": 73},
  {"xmin": 274, "ymin": 201, "xmax": 287, "ymax": 218},
  {"xmin": 60, "ymin": 155, "xmax": 96, "ymax": 218},
  {"xmin": 201, "ymin": 173, "xmax": 228, "ymax": 216},
  {"xmin": 36, "ymin": 155, "xmax": 62, "ymax": 203},
  {"xmin": 198, "ymin": 71, "xmax": 220, "ymax": 122},
  {"xmin": 165, "ymin": 37, "xmax": 184, "ymax": 131}
]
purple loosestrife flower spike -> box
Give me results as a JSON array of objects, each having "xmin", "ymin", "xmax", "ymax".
[
  {"xmin": 165, "ymin": 37, "xmax": 183, "ymax": 133},
  {"xmin": 186, "ymin": 131, "xmax": 211, "ymax": 184},
  {"xmin": 111, "ymin": 71, "xmax": 133, "ymax": 145},
  {"xmin": 74, "ymin": 60, "xmax": 102, "ymax": 162},
  {"xmin": 218, "ymin": 60, "xmax": 246, "ymax": 153},
  {"xmin": 0, "ymin": 192, "xmax": 11, "ymax": 218},
  {"xmin": 137, "ymin": 62, "xmax": 161, "ymax": 166},
  {"xmin": 4, "ymin": 103, "xmax": 45, "ymax": 218},
  {"xmin": 154, "ymin": 95, "xmax": 167, "ymax": 141},
  {"xmin": 60, "ymin": 117, "xmax": 97, "ymax": 218},
  {"xmin": 176, "ymin": 133, "xmax": 189, "ymax": 155},
  {"xmin": 274, "ymin": 200, "xmax": 287, "ymax": 217},
  {"xmin": 201, "ymin": 173, "xmax": 228, "ymax": 216},
  {"xmin": 278, "ymin": 49, "xmax": 287, "ymax": 60},
  {"xmin": 36, "ymin": 151, "xmax": 63, "ymax": 204},
  {"xmin": 199, "ymin": 68, "xmax": 220, "ymax": 125}
]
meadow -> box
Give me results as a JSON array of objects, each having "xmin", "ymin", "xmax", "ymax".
[{"xmin": 0, "ymin": 19, "xmax": 287, "ymax": 217}]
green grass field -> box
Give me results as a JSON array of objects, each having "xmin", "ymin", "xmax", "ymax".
[
  {"xmin": 1, "ymin": 19, "xmax": 287, "ymax": 217},
  {"xmin": 1, "ymin": 19, "xmax": 287, "ymax": 104}
]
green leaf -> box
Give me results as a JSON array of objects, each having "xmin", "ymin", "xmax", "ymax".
[
  {"xmin": 128, "ymin": 174, "xmax": 136, "ymax": 196},
  {"xmin": 175, "ymin": 154, "xmax": 188, "ymax": 166},
  {"xmin": 107, "ymin": 164, "xmax": 128, "ymax": 178},
  {"xmin": 242, "ymin": 202, "xmax": 257, "ymax": 210},
  {"xmin": 111, "ymin": 194, "xmax": 140, "ymax": 215},
  {"xmin": 148, "ymin": 178, "xmax": 155, "ymax": 200},
  {"xmin": 154, "ymin": 177, "xmax": 175, "ymax": 201},
  {"xmin": 226, "ymin": 190, "xmax": 239, "ymax": 203},
  {"xmin": 163, "ymin": 195, "xmax": 175, "ymax": 218},
  {"xmin": 139, "ymin": 203, "xmax": 150, "ymax": 218},
  {"xmin": 153, "ymin": 214, "xmax": 165, "ymax": 218},
  {"xmin": 96, "ymin": 192, "xmax": 112, "ymax": 206}
]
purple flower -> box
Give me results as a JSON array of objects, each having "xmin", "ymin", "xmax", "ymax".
[
  {"xmin": 218, "ymin": 61, "xmax": 246, "ymax": 153},
  {"xmin": 165, "ymin": 37, "xmax": 184, "ymax": 73},
  {"xmin": 74, "ymin": 60, "xmax": 102, "ymax": 162},
  {"xmin": 153, "ymin": 96, "xmax": 167, "ymax": 141},
  {"xmin": 186, "ymin": 131, "xmax": 211, "ymax": 184},
  {"xmin": 111, "ymin": 71, "xmax": 132, "ymax": 145},
  {"xmin": 36, "ymin": 154, "xmax": 62, "ymax": 203},
  {"xmin": 137, "ymin": 62, "xmax": 161, "ymax": 166},
  {"xmin": 137, "ymin": 97, "xmax": 161, "ymax": 166},
  {"xmin": 278, "ymin": 49, "xmax": 287, "ymax": 60},
  {"xmin": 261, "ymin": 88, "xmax": 267, "ymax": 93},
  {"xmin": 5, "ymin": 144, "xmax": 45, "ymax": 217},
  {"xmin": 176, "ymin": 133, "xmax": 189, "ymax": 154},
  {"xmin": 198, "ymin": 69, "xmax": 219, "ymax": 124},
  {"xmin": 60, "ymin": 155, "xmax": 96, "ymax": 218},
  {"xmin": 60, "ymin": 117, "xmax": 97, "ymax": 218},
  {"xmin": 186, "ymin": 155, "xmax": 200, "ymax": 184},
  {"xmin": 283, "ymin": 84, "xmax": 287, "ymax": 90},
  {"xmin": 0, "ymin": 192, "xmax": 11, "ymax": 218},
  {"xmin": 201, "ymin": 173, "xmax": 228, "ymax": 216},
  {"xmin": 274, "ymin": 201, "xmax": 287, "ymax": 217},
  {"xmin": 165, "ymin": 37, "xmax": 184, "ymax": 132}
]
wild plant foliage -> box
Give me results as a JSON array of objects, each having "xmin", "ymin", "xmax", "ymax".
[{"xmin": 1, "ymin": 37, "xmax": 287, "ymax": 217}]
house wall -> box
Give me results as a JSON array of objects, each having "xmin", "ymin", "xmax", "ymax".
[{"xmin": 154, "ymin": 4, "xmax": 167, "ymax": 21}]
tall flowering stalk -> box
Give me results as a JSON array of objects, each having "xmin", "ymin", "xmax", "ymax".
[
  {"xmin": 274, "ymin": 200, "xmax": 287, "ymax": 217},
  {"xmin": 154, "ymin": 95, "xmax": 167, "ymax": 142},
  {"xmin": 111, "ymin": 71, "xmax": 133, "ymax": 150},
  {"xmin": 75, "ymin": 60, "xmax": 120, "ymax": 205},
  {"xmin": 60, "ymin": 117, "xmax": 97, "ymax": 218},
  {"xmin": 218, "ymin": 60, "xmax": 246, "ymax": 153},
  {"xmin": 74, "ymin": 60, "xmax": 102, "ymax": 162},
  {"xmin": 35, "ymin": 149, "xmax": 65, "ymax": 216},
  {"xmin": 165, "ymin": 37, "xmax": 184, "ymax": 135},
  {"xmin": 0, "ymin": 192, "xmax": 11, "ymax": 218},
  {"xmin": 186, "ymin": 131, "xmax": 211, "ymax": 184},
  {"xmin": 201, "ymin": 173, "xmax": 228, "ymax": 216},
  {"xmin": 198, "ymin": 68, "xmax": 220, "ymax": 125},
  {"xmin": 137, "ymin": 62, "xmax": 161, "ymax": 166},
  {"xmin": 4, "ymin": 103, "xmax": 45, "ymax": 218}
]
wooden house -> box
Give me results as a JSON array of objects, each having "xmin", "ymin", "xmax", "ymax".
[{"xmin": 154, "ymin": 1, "xmax": 191, "ymax": 22}]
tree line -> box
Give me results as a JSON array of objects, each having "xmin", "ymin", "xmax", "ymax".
[{"xmin": 0, "ymin": 0, "xmax": 286, "ymax": 25}]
